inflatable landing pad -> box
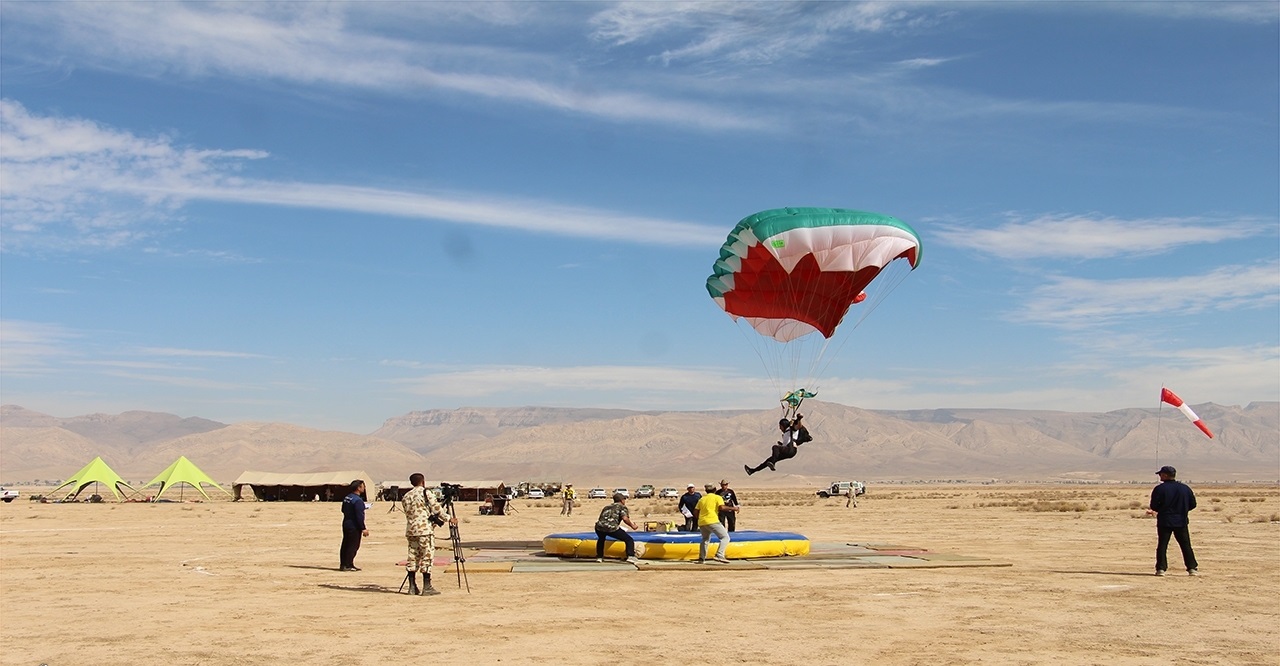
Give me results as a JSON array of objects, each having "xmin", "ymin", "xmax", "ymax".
[{"xmin": 543, "ymin": 530, "xmax": 809, "ymax": 560}]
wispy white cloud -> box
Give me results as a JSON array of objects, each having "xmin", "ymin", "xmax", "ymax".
[
  {"xmin": 96, "ymin": 369, "xmax": 257, "ymax": 391},
  {"xmin": 589, "ymin": 2, "xmax": 925, "ymax": 66},
  {"xmin": 0, "ymin": 320, "xmax": 79, "ymax": 376},
  {"xmin": 1014, "ymin": 261, "xmax": 1280, "ymax": 328},
  {"xmin": 2, "ymin": 2, "xmax": 766, "ymax": 132},
  {"xmin": 843, "ymin": 342, "xmax": 1280, "ymax": 411},
  {"xmin": 4, "ymin": 0, "xmax": 1239, "ymax": 143},
  {"xmin": 0, "ymin": 101, "xmax": 724, "ymax": 251},
  {"xmin": 71, "ymin": 360, "xmax": 201, "ymax": 371},
  {"xmin": 387, "ymin": 363, "xmax": 772, "ymax": 409},
  {"xmin": 935, "ymin": 214, "xmax": 1272, "ymax": 260},
  {"xmin": 1094, "ymin": 1, "xmax": 1279, "ymax": 24},
  {"xmin": 136, "ymin": 347, "xmax": 269, "ymax": 360}
]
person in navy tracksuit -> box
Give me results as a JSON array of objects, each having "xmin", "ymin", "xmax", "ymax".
[
  {"xmin": 339, "ymin": 480, "xmax": 368, "ymax": 571},
  {"xmin": 1146, "ymin": 465, "xmax": 1199, "ymax": 576}
]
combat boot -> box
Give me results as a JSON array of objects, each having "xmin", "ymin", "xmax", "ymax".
[
  {"xmin": 421, "ymin": 574, "xmax": 441, "ymax": 596},
  {"xmin": 407, "ymin": 571, "xmax": 420, "ymax": 595}
]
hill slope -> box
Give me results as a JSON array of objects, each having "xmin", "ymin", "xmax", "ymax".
[{"xmin": 2, "ymin": 401, "xmax": 1275, "ymax": 485}]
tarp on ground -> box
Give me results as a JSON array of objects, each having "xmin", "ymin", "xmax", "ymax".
[
  {"xmin": 50, "ymin": 456, "xmax": 137, "ymax": 501},
  {"xmin": 232, "ymin": 470, "xmax": 373, "ymax": 502},
  {"xmin": 140, "ymin": 456, "xmax": 232, "ymax": 501}
]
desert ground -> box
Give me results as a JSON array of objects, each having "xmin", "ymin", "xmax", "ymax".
[{"xmin": 1, "ymin": 484, "xmax": 1277, "ymax": 665}]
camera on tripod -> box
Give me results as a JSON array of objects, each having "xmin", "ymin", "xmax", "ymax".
[{"xmin": 439, "ymin": 482, "xmax": 462, "ymax": 504}]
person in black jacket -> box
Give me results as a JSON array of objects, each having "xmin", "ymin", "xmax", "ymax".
[
  {"xmin": 1146, "ymin": 465, "xmax": 1199, "ymax": 576},
  {"xmin": 678, "ymin": 484, "xmax": 701, "ymax": 532},
  {"xmin": 339, "ymin": 479, "xmax": 368, "ymax": 571},
  {"xmin": 717, "ymin": 479, "xmax": 740, "ymax": 532}
]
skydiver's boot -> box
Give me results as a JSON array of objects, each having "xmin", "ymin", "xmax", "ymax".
[
  {"xmin": 421, "ymin": 573, "xmax": 441, "ymax": 596},
  {"xmin": 744, "ymin": 464, "xmax": 754, "ymax": 476},
  {"xmin": 406, "ymin": 571, "xmax": 420, "ymax": 596}
]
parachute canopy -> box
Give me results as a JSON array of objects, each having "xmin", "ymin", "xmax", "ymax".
[{"xmin": 706, "ymin": 208, "xmax": 922, "ymax": 342}]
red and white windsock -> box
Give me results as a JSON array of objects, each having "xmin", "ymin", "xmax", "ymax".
[{"xmin": 1160, "ymin": 387, "xmax": 1214, "ymax": 439}]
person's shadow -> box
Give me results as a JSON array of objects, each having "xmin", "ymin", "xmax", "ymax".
[
  {"xmin": 318, "ymin": 582, "xmax": 405, "ymax": 595},
  {"xmin": 1050, "ymin": 570, "xmax": 1161, "ymax": 577}
]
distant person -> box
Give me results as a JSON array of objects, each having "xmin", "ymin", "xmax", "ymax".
[
  {"xmin": 594, "ymin": 492, "xmax": 640, "ymax": 563},
  {"xmin": 1145, "ymin": 465, "xmax": 1199, "ymax": 576},
  {"xmin": 846, "ymin": 485, "xmax": 858, "ymax": 508},
  {"xmin": 745, "ymin": 414, "xmax": 812, "ymax": 475},
  {"xmin": 561, "ymin": 484, "xmax": 576, "ymax": 516},
  {"xmin": 696, "ymin": 483, "xmax": 737, "ymax": 564},
  {"xmin": 339, "ymin": 479, "xmax": 368, "ymax": 572},
  {"xmin": 678, "ymin": 484, "xmax": 701, "ymax": 532},
  {"xmin": 717, "ymin": 479, "xmax": 740, "ymax": 532},
  {"xmin": 402, "ymin": 472, "xmax": 455, "ymax": 595}
]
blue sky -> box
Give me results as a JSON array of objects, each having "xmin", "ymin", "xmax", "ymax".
[{"xmin": 1, "ymin": 1, "xmax": 1276, "ymax": 433}]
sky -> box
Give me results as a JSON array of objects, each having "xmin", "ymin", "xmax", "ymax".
[{"xmin": 1, "ymin": 1, "xmax": 1277, "ymax": 434}]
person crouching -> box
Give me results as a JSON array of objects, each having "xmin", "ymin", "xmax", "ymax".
[{"xmin": 594, "ymin": 492, "xmax": 640, "ymax": 563}]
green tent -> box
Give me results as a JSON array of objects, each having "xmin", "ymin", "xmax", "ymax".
[
  {"xmin": 50, "ymin": 456, "xmax": 137, "ymax": 501},
  {"xmin": 141, "ymin": 456, "xmax": 232, "ymax": 501}
]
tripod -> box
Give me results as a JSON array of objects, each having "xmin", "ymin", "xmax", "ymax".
[{"xmin": 441, "ymin": 496, "xmax": 470, "ymax": 593}]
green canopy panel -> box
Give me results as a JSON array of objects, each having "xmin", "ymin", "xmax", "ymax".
[
  {"xmin": 141, "ymin": 456, "xmax": 232, "ymax": 501},
  {"xmin": 50, "ymin": 456, "xmax": 137, "ymax": 501}
]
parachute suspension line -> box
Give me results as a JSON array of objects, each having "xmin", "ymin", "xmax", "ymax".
[
  {"xmin": 813, "ymin": 260, "xmax": 914, "ymax": 383},
  {"xmin": 734, "ymin": 318, "xmax": 783, "ymax": 397}
]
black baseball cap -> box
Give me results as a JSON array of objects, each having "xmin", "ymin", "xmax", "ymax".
[{"xmin": 1156, "ymin": 465, "xmax": 1177, "ymax": 476}]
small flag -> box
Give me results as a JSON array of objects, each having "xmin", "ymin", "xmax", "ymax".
[{"xmin": 1160, "ymin": 387, "xmax": 1214, "ymax": 439}]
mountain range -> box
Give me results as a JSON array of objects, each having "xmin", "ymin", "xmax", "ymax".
[{"xmin": 1, "ymin": 401, "xmax": 1276, "ymax": 486}]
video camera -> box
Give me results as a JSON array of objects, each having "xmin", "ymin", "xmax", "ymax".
[{"xmin": 439, "ymin": 482, "xmax": 462, "ymax": 504}]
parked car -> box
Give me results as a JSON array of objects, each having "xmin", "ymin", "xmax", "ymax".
[
  {"xmin": 587, "ymin": 487, "xmax": 608, "ymax": 500},
  {"xmin": 658, "ymin": 487, "xmax": 679, "ymax": 499},
  {"xmin": 816, "ymin": 481, "xmax": 865, "ymax": 498},
  {"xmin": 634, "ymin": 485, "xmax": 655, "ymax": 498},
  {"xmin": 0, "ymin": 487, "xmax": 18, "ymax": 503},
  {"xmin": 526, "ymin": 488, "xmax": 545, "ymax": 499},
  {"xmin": 612, "ymin": 487, "xmax": 630, "ymax": 499}
]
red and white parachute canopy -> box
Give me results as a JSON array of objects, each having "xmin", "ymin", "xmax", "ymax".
[{"xmin": 1160, "ymin": 387, "xmax": 1214, "ymax": 439}]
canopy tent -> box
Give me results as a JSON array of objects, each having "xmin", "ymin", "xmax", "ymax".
[
  {"xmin": 449, "ymin": 481, "xmax": 508, "ymax": 502},
  {"xmin": 233, "ymin": 470, "xmax": 374, "ymax": 502},
  {"xmin": 376, "ymin": 480, "xmax": 507, "ymax": 502},
  {"xmin": 50, "ymin": 456, "xmax": 137, "ymax": 501},
  {"xmin": 140, "ymin": 456, "xmax": 232, "ymax": 501}
]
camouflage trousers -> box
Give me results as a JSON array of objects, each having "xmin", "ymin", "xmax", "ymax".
[{"xmin": 405, "ymin": 533, "xmax": 436, "ymax": 573}]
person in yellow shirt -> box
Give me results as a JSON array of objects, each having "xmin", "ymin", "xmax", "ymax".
[
  {"xmin": 695, "ymin": 483, "xmax": 737, "ymax": 564},
  {"xmin": 561, "ymin": 484, "xmax": 576, "ymax": 516}
]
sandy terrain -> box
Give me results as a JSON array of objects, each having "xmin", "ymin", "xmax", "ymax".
[{"xmin": 1, "ymin": 484, "xmax": 1276, "ymax": 665}]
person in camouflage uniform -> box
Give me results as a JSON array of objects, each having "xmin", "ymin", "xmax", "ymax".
[
  {"xmin": 402, "ymin": 473, "xmax": 454, "ymax": 596},
  {"xmin": 594, "ymin": 492, "xmax": 640, "ymax": 563}
]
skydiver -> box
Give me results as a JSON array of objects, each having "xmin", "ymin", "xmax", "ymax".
[{"xmin": 744, "ymin": 414, "xmax": 812, "ymax": 475}]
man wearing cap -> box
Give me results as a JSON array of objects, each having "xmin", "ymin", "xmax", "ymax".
[
  {"xmin": 695, "ymin": 483, "xmax": 737, "ymax": 564},
  {"xmin": 594, "ymin": 492, "xmax": 640, "ymax": 563},
  {"xmin": 717, "ymin": 479, "xmax": 740, "ymax": 532},
  {"xmin": 561, "ymin": 484, "xmax": 576, "ymax": 516},
  {"xmin": 678, "ymin": 484, "xmax": 701, "ymax": 532},
  {"xmin": 1145, "ymin": 465, "xmax": 1199, "ymax": 576}
]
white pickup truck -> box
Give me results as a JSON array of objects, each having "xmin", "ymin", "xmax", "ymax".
[
  {"xmin": 0, "ymin": 487, "xmax": 19, "ymax": 503},
  {"xmin": 816, "ymin": 481, "xmax": 864, "ymax": 498}
]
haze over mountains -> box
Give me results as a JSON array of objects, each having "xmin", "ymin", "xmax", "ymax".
[{"xmin": 1, "ymin": 401, "xmax": 1276, "ymax": 486}]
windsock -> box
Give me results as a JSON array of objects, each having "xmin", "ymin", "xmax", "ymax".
[{"xmin": 1160, "ymin": 387, "xmax": 1214, "ymax": 438}]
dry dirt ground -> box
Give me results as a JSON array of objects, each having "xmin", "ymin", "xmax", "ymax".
[{"xmin": 1, "ymin": 484, "xmax": 1277, "ymax": 665}]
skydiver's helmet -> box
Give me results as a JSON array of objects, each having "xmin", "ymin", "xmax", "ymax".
[{"xmin": 779, "ymin": 418, "xmax": 791, "ymax": 429}]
